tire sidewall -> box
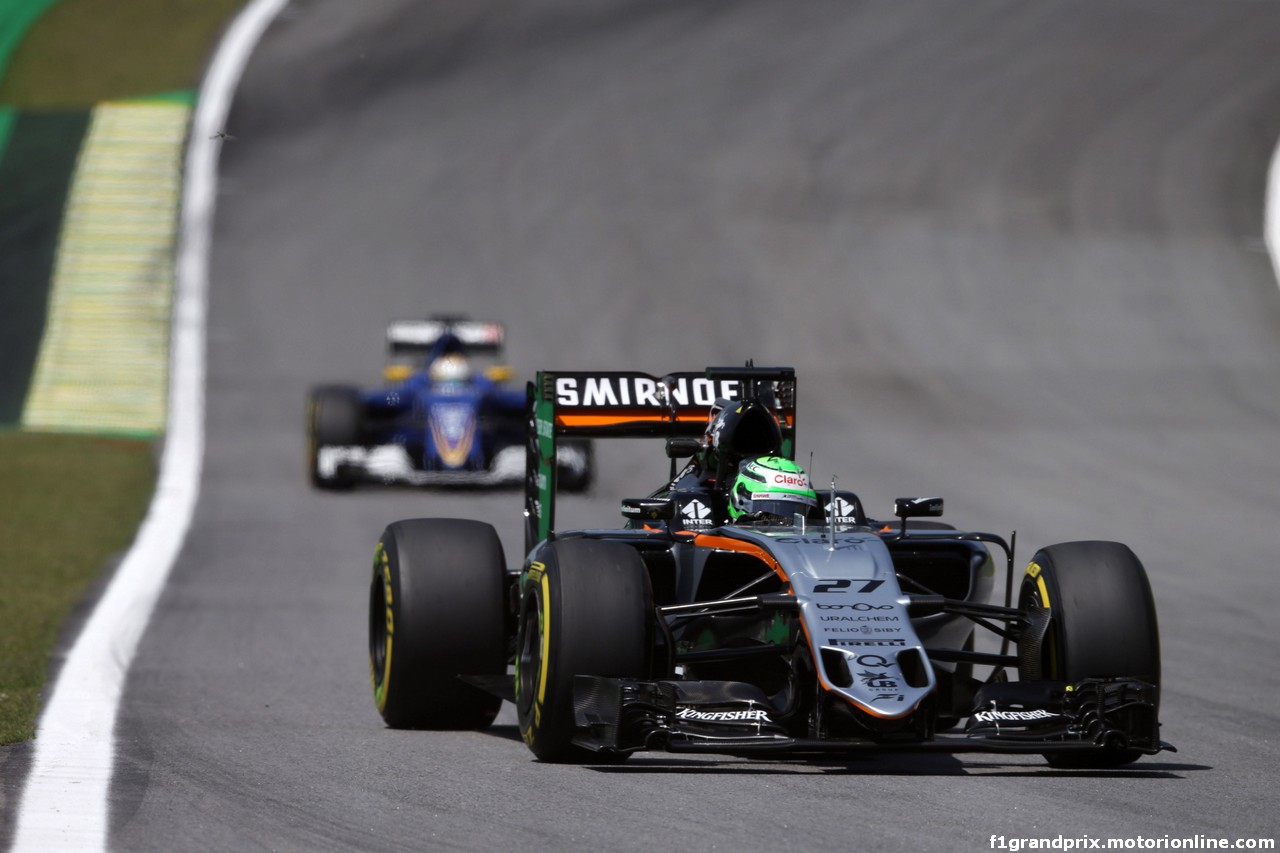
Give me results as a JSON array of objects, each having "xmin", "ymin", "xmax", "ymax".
[
  {"xmin": 515, "ymin": 539, "xmax": 650, "ymax": 761},
  {"xmin": 309, "ymin": 386, "xmax": 363, "ymax": 488},
  {"xmin": 1020, "ymin": 540, "xmax": 1160, "ymax": 685},
  {"xmin": 369, "ymin": 518, "xmax": 506, "ymax": 729},
  {"xmin": 515, "ymin": 558, "xmax": 562, "ymax": 756},
  {"xmin": 1018, "ymin": 540, "xmax": 1161, "ymax": 767}
]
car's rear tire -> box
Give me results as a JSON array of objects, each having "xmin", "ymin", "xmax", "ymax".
[
  {"xmin": 556, "ymin": 439, "xmax": 595, "ymax": 494},
  {"xmin": 369, "ymin": 518, "xmax": 506, "ymax": 729},
  {"xmin": 1018, "ymin": 540, "xmax": 1160, "ymax": 767},
  {"xmin": 515, "ymin": 539, "xmax": 650, "ymax": 762},
  {"xmin": 308, "ymin": 385, "xmax": 363, "ymax": 489}
]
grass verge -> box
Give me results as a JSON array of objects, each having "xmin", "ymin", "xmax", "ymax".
[
  {"xmin": 0, "ymin": 432, "xmax": 156, "ymax": 744},
  {"xmin": 0, "ymin": 0, "xmax": 246, "ymax": 747},
  {"xmin": 0, "ymin": 0, "xmax": 248, "ymax": 107}
]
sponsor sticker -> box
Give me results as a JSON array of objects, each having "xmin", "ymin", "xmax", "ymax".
[
  {"xmin": 680, "ymin": 499, "xmax": 712, "ymax": 524},
  {"xmin": 675, "ymin": 707, "xmax": 773, "ymax": 724},
  {"xmin": 553, "ymin": 375, "xmax": 743, "ymax": 408},
  {"xmin": 828, "ymin": 638, "xmax": 907, "ymax": 647},
  {"xmin": 819, "ymin": 615, "xmax": 899, "ymax": 622},
  {"xmin": 825, "ymin": 497, "xmax": 859, "ymax": 520},
  {"xmin": 771, "ymin": 471, "xmax": 811, "ymax": 489},
  {"xmin": 971, "ymin": 709, "xmax": 1058, "ymax": 723}
]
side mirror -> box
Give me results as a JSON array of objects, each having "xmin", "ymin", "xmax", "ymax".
[
  {"xmin": 621, "ymin": 497, "xmax": 676, "ymax": 521},
  {"xmin": 666, "ymin": 436, "xmax": 703, "ymax": 459},
  {"xmin": 894, "ymin": 497, "xmax": 944, "ymax": 519}
]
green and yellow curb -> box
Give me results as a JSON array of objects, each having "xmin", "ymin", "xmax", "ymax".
[{"xmin": 21, "ymin": 97, "xmax": 191, "ymax": 435}]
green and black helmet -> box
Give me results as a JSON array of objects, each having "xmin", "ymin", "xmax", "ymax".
[{"xmin": 728, "ymin": 456, "xmax": 817, "ymax": 523}]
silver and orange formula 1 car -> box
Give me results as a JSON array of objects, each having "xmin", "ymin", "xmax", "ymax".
[{"xmin": 367, "ymin": 364, "xmax": 1173, "ymax": 766}]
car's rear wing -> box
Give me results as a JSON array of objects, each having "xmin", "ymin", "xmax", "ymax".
[
  {"xmin": 385, "ymin": 317, "xmax": 505, "ymax": 358},
  {"xmin": 524, "ymin": 366, "xmax": 796, "ymax": 550}
]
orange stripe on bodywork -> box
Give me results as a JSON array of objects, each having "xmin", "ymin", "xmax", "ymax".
[
  {"xmin": 555, "ymin": 413, "xmax": 709, "ymax": 427},
  {"xmin": 554, "ymin": 413, "xmax": 795, "ymax": 431},
  {"xmin": 692, "ymin": 534, "xmax": 788, "ymax": 581}
]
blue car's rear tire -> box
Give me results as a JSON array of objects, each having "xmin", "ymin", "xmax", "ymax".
[
  {"xmin": 556, "ymin": 439, "xmax": 595, "ymax": 493},
  {"xmin": 369, "ymin": 518, "xmax": 506, "ymax": 729}
]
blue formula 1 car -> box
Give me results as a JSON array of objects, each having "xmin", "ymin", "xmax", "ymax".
[{"xmin": 307, "ymin": 317, "xmax": 592, "ymax": 491}]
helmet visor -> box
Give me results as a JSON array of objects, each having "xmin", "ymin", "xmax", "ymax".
[{"xmin": 741, "ymin": 493, "xmax": 817, "ymax": 520}]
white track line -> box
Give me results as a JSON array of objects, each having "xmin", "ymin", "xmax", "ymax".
[
  {"xmin": 1268, "ymin": 132, "xmax": 1280, "ymax": 289},
  {"xmin": 10, "ymin": 2, "xmax": 290, "ymax": 850}
]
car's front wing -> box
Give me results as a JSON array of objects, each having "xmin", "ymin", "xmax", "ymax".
[
  {"xmin": 317, "ymin": 443, "xmax": 592, "ymax": 488},
  {"xmin": 317, "ymin": 444, "xmax": 527, "ymax": 487},
  {"xmin": 571, "ymin": 675, "xmax": 1174, "ymax": 758}
]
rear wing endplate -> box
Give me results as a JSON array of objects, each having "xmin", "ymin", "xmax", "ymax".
[{"xmin": 524, "ymin": 366, "xmax": 796, "ymax": 551}]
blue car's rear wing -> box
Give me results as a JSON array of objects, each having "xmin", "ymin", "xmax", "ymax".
[
  {"xmin": 385, "ymin": 317, "xmax": 505, "ymax": 358},
  {"xmin": 524, "ymin": 366, "xmax": 796, "ymax": 551}
]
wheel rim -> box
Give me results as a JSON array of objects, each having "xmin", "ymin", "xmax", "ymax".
[
  {"xmin": 369, "ymin": 570, "xmax": 388, "ymax": 687},
  {"xmin": 516, "ymin": 588, "xmax": 544, "ymax": 718},
  {"xmin": 1018, "ymin": 577, "xmax": 1060, "ymax": 681}
]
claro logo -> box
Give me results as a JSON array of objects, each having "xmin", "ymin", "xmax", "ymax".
[{"xmin": 773, "ymin": 472, "xmax": 810, "ymax": 488}]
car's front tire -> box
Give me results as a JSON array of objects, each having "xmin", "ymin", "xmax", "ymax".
[
  {"xmin": 515, "ymin": 539, "xmax": 650, "ymax": 761},
  {"xmin": 308, "ymin": 385, "xmax": 363, "ymax": 490},
  {"xmin": 1018, "ymin": 540, "xmax": 1160, "ymax": 767},
  {"xmin": 369, "ymin": 518, "xmax": 506, "ymax": 729}
]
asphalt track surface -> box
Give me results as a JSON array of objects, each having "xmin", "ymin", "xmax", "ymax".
[{"xmin": 18, "ymin": 2, "xmax": 1280, "ymax": 850}]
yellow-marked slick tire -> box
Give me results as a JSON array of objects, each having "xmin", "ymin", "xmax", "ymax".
[
  {"xmin": 369, "ymin": 519, "xmax": 505, "ymax": 729},
  {"xmin": 515, "ymin": 539, "xmax": 651, "ymax": 762},
  {"xmin": 308, "ymin": 385, "xmax": 363, "ymax": 490},
  {"xmin": 1018, "ymin": 540, "xmax": 1160, "ymax": 767}
]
